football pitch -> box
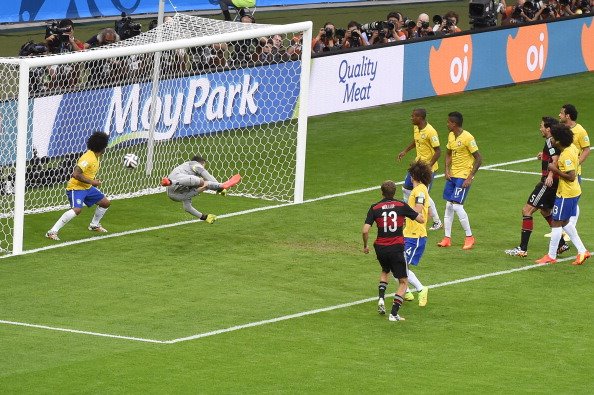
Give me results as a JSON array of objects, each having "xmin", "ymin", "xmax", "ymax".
[{"xmin": 0, "ymin": 72, "xmax": 593, "ymax": 392}]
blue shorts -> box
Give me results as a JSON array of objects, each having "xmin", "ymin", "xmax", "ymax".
[
  {"xmin": 443, "ymin": 177, "xmax": 470, "ymax": 204},
  {"xmin": 403, "ymin": 172, "xmax": 435, "ymax": 192},
  {"xmin": 552, "ymin": 195, "xmax": 580, "ymax": 221},
  {"xmin": 67, "ymin": 187, "xmax": 105, "ymax": 209},
  {"xmin": 404, "ymin": 237, "xmax": 427, "ymax": 266}
]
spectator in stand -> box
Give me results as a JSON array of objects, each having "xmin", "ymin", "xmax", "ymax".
[{"xmin": 312, "ymin": 22, "xmax": 338, "ymax": 53}]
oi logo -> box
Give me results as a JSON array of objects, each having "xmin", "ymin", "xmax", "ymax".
[
  {"xmin": 429, "ymin": 36, "xmax": 473, "ymax": 95},
  {"xmin": 581, "ymin": 19, "xmax": 594, "ymax": 71},
  {"xmin": 506, "ymin": 25, "xmax": 548, "ymax": 83}
]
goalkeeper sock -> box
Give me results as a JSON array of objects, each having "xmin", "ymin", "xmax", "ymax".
[
  {"xmin": 50, "ymin": 209, "xmax": 77, "ymax": 232},
  {"xmin": 90, "ymin": 207, "xmax": 108, "ymax": 227},
  {"xmin": 378, "ymin": 281, "xmax": 387, "ymax": 299}
]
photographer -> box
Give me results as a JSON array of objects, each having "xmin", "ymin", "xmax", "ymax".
[
  {"xmin": 115, "ymin": 13, "xmax": 142, "ymax": 40},
  {"xmin": 45, "ymin": 19, "xmax": 84, "ymax": 54},
  {"xmin": 342, "ymin": 21, "xmax": 369, "ymax": 49},
  {"xmin": 312, "ymin": 22, "xmax": 338, "ymax": 53},
  {"xmin": 387, "ymin": 12, "xmax": 407, "ymax": 40},
  {"xmin": 416, "ymin": 13, "xmax": 435, "ymax": 38},
  {"xmin": 439, "ymin": 11, "xmax": 462, "ymax": 34},
  {"xmin": 19, "ymin": 41, "xmax": 49, "ymax": 95},
  {"xmin": 84, "ymin": 28, "xmax": 121, "ymax": 88},
  {"xmin": 84, "ymin": 27, "xmax": 119, "ymax": 49}
]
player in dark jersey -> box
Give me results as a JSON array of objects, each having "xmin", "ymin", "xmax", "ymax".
[
  {"xmin": 362, "ymin": 180, "xmax": 425, "ymax": 322},
  {"xmin": 505, "ymin": 117, "xmax": 568, "ymax": 257}
]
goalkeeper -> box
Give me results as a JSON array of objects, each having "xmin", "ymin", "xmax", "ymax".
[{"xmin": 161, "ymin": 155, "xmax": 241, "ymax": 224}]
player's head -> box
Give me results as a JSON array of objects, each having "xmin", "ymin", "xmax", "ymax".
[
  {"xmin": 560, "ymin": 104, "xmax": 577, "ymax": 122},
  {"xmin": 411, "ymin": 108, "xmax": 426, "ymax": 125},
  {"xmin": 191, "ymin": 155, "xmax": 206, "ymax": 165},
  {"xmin": 381, "ymin": 180, "xmax": 396, "ymax": 199},
  {"xmin": 87, "ymin": 131, "xmax": 109, "ymax": 154},
  {"xmin": 408, "ymin": 160, "xmax": 432, "ymax": 186},
  {"xmin": 550, "ymin": 123, "xmax": 574, "ymax": 148},
  {"xmin": 540, "ymin": 116, "xmax": 558, "ymax": 137},
  {"xmin": 447, "ymin": 111, "xmax": 463, "ymax": 130}
]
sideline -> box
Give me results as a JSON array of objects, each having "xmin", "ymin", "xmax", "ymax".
[
  {"xmin": 0, "ymin": 156, "xmax": 541, "ymax": 259},
  {"xmin": 0, "ymin": 256, "xmax": 574, "ymax": 344}
]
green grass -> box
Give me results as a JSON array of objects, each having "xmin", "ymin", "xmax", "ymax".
[{"xmin": 1, "ymin": 69, "xmax": 594, "ymax": 392}]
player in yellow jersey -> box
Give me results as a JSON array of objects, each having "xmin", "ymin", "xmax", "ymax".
[
  {"xmin": 536, "ymin": 124, "xmax": 590, "ymax": 265},
  {"xmin": 397, "ymin": 108, "xmax": 443, "ymax": 231},
  {"xmin": 46, "ymin": 132, "xmax": 111, "ymax": 241},
  {"xmin": 437, "ymin": 112, "xmax": 482, "ymax": 250},
  {"xmin": 559, "ymin": 104, "xmax": 590, "ymax": 230},
  {"xmin": 402, "ymin": 161, "xmax": 432, "ymax": 307}
]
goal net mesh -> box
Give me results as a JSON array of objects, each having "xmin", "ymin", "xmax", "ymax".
[{"xmin": 0, "ymin": 13, "xmax": 308, "ymax": 252}]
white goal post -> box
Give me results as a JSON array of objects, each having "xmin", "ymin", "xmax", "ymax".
[{"xmin": 0, "ymin": 14, "xmax": 312, "ymax": 255}]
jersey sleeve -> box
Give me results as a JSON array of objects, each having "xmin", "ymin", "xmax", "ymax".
[
  {"xmin": 466, "ymin": 135, "xmax": 479, "ymax": 154},
  {"xmin": 429, "ymin": 130, "xmax": 440, "ymax": 148},
  {"xmin": 78, "ymin": 158, "xmax": 91, "ymax": 172},
  {"xmin": 578, "ymin": 132, "xmax": 590, "ymax": 149},
  {"xmin": 415, "ymin": 190, "xmax": 426, "ymax": 206}
]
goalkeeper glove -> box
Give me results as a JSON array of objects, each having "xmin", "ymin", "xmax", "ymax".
[{"xmin": 217, "ymin": 188, "xmax": 227, "ymax": 196}]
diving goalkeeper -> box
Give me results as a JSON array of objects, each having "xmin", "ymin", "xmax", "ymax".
[{"xmin": 161, "ymin": 155, "xmax": 241, "ymax": 224}]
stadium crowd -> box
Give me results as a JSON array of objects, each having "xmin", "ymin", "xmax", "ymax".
[{"xmin": 311, "ymin": 0, "xmax": 594, "ymax": 53}]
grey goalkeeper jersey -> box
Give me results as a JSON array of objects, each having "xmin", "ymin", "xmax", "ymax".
[{"xmin": 168, "ymin": 161, "xmax": 218, "ymax": 192}]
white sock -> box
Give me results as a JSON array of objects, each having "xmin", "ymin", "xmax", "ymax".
[
  {"xmin": 407, "ymin": 268, "xmax": 423, "ymax": 292},
  {"xmin": 453, "ymin": 203, "xmax": 472, "ymax": 236},
  {"xmin": 90, "ymin": 207, "xmax": 108, "ymax": 227},
  {"xmin": 568, "ymin": 205, "xmax": 579, "ymax": 228},
  {"xmin": 444, "ymin": 201, "xmax": 454, "ymax": 237},
  {"xmin": 548, "ymin": 227, "xmax": 562, "ymax": 259},
  {"xmin": 429, "ymin": 197, "xmax": 441, "ymax": 223},
  {"xmin": 402, "ymin": 188, "xmax": 412, "ymax": 203},
  {"xmin": 563, "ymin": 223, "xmax": 586, "ymax": 254},
  {"xmin": 50, "ymin": 209, "xmax": 77, "ymax": 233}
]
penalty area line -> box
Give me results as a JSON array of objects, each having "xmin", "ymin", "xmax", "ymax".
[{"xmin": 166, "ymin": 256, "xmax": 574, "ymax": 344}]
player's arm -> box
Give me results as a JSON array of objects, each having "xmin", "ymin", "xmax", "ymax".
[
  {"xmin": 548, "ymin": 162, "xmax": 576, "ymax": 182},
  {"xmin": 579, "ymin": 146, "xmax": 590, "ymax": 165},
  {"xmin": 362, "ymin": 223, "xmax": 372, "ymax": 254},
  {"xmin": 72, "ymin": 166, "xmax": 100, "ymax": 186},
  {"xmin": 545, "ymin": 154, "xmax": 559, "ymax": 187},
  {"xmin": 444, "ymin": 149, "xmax": 452, "ymax": 179},
  {"xmin": 397, "ymin": 140, "xmax": 415, "ymax": 161},
  {"xmin": 463, "ymin": 150, "xmax": 482, "ymax": 188},
  {"xmin": 429, "ymin": 146, "xmax": 441, "ymax": 168}
]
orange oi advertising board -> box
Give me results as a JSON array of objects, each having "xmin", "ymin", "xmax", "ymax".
[
  {"xmin": 506, "ymin": 24, "xmax": 548, "ymax": 83},
  {"xmin": 429, "ymin": 35, "xmax": 473, "ymax": 95},
  {"xmin": 582, "ymin": 19, "xmax": 594, "ymax": 71}
]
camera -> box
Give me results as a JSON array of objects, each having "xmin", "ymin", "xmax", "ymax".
[
  {"xmin": 361, "ymin": 21, "xmax": 383, "ymax": 31},
  {"xmin": 404, "ymin": 19, "xmax": 416, "ymax": 29},
  {"xmin": 45, "ymin": 20, "xmax": 72, "ymax": 42},
  {"xmin": 115, "ymin": 13, "xmax": 142, "ymax": 40},
  {"xmin": 335, "ymin": 28, "xmax": 346, "ymax": 38},
  {"xmin": 559, "ymin": 0, "xmax": 570, "ymax": 5},
  {"xmin": 351, "ymin": 30, "xmax": 361, "ymax": 39},
  {"xmin": 19, "ymin": 41, "xmax": 48, "ymax": 57},
  {"xmin": 324, "ymin": 27, "xmax": 334, "ymax": 38},
  {"xmin": 421, "ymin": 21, "xmax": 430, "ymax": 29}
]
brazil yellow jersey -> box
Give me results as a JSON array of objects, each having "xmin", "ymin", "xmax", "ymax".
[
  {"xmin": 414, "ymin": 123, "xmax": 440, "ymax": 172},
  {"xmin": 571, "ymin": 123, "xmax": 590, "ymax": 175},
  {"xmin": 557, "ymin": 144, "xmax": 581, "ymax": 198},
  {"xmin": 447, "ymin": 130, "xmax": 479, "ymax": 178},
  {"xmin": 404, "ymin": 183, "xmax": 429, "ymax": 238},
  {"xmin": 66, "ymin": 150, "xmax": 100, "ymax": 190}
]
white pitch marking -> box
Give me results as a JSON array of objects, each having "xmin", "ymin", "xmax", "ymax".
[
  {"xmin": 0, "ymin": 255, "xmax": 577, "ymax": 343},
  {"xmin": 0, "ymin": 156, "xmax": 545, "ymax": 259},
  {"xmin": 0, "ymin": 319, "xmax": 166, "ymax": 343}
]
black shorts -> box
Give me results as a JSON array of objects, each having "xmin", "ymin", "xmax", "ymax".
[
  {"xmin": 527, "ymin": 181, "xmax": 556, "ymax": 210},
  {"xmin": 374, "ymin": 244, "xmax": 407, "ymax": 279}
]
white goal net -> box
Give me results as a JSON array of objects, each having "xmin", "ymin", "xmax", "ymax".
[{"xmin": 0, "ymin": 14, "xmax": 312, "ymax": 254}]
